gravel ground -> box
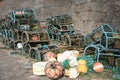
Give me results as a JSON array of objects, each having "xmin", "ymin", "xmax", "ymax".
[
  {"xmin": 0, "ymin": 48, "xmax": 85, "ymax": 80},
  {"xmin": 0, "ymin": 43, "xmax": 116, "ymax": 80}
]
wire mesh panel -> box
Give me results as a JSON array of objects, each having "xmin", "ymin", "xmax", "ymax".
[
  {"xmin": 46, "ymin": 14, "xmax": 75, "ymax": 41},
  {"xmin": 84, "ymin": 24, "xmax": 120, "ymax": 66},
  {"xmin": 46, "ymin": 14, "xmax": 72, "ymax": 25},
  {"xmin": 63, "ymin": 33, "xmax": 84, "ymax": 47},
  {"xmin": 21, "ymin": 31, "xmax": 50, "ymax": 43},
  {"xmin": 84, "ymin": 24, "xmax": 113, "ymax": 45},
  {"xmin": 101, "ymin": 32, "xmax": 120, "ymax": 50}
]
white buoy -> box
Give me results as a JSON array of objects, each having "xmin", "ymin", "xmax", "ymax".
[
  {"xmin": 17, "ymin": 43, "xmax": 23, "ymax": 49},
  {"xmin": 69, "ymin": 67, "xmax": 79, "ymax": 78}
]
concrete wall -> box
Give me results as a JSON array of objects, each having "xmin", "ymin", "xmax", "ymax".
[{"xmin": 0, "ymin": 0, "xmax": 120, "ymax": 33}]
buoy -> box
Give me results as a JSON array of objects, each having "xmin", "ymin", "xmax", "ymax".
[
  {"xmin": 45, "ymin": 61, "xmax": 63, "ymax": 80},
  {"xmin": 32, "ymin": 35, "xmax": 38, "ymax": 41},
  {"xmin": 72, "ymin": 50, "xmax": 79, "ymax": 57},
  {"xmin": 78, "ymin": 59, "xmax": 87, "ymax": 65},
  {"xmin": 57, "ymin": 53, "xmax": 62, "ymax": 58},
  {"xmin": 93, "ymin": 62, "xmax": 104, "ymax": 73},
  {"xmin": 65, "ymin": 69, "xmax": 70, "ymax": 77},
  {"xmin": 77, "ymin": 64, "xmax": 88, "ymax": 74},
  {"xmin": 44, "ymin": 52, "xmax": 57, "ymax": 61},
  {"xmin": 57, "ymin": 51, "xmax": 73, "ymax": 62},
  {"xmin": 69, "ymin": 67, "xmax": 79, "ymax": 78},
  {"xmin": 48, "ymin": 58, "xmax": 57, "ymax": 61},
  {"xmin": 17, "ymin": 43, "xmax": 23, "ymax": 49}
]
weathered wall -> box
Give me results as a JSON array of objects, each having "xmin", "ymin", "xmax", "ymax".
[{"xmin": 0, "ymin": 0, "xmax": 120, "ymax": 33}]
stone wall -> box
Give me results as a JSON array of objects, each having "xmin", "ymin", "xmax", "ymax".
[{"xmin": 0, "ymin": 0, "xmax": 120, "ymax": 33}]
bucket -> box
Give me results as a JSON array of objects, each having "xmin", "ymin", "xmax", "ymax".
[{"xmin": 33, "ymin": 62, "xmax": 48, "ymax": 75}]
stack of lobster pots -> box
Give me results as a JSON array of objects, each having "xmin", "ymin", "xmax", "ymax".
[{"xmin": 46, "ymin": 14, "xmax": 85, "ymax": 47}]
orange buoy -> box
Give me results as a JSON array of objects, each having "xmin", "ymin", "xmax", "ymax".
[
  {"xmin": 93, "ymin": 62, "xmax": 104, "ymax": 73},
  {"xmin": 32, "ymin": 35, "xmax": 38, "ymax": 41},
  {"xmin": 44, "ymin": 52, "xmax": 57, "ymax": 61},
  {"xmin": 41, "ymin": 26, "xmax": 46, "ymax": 29},
  {"xmin": 45, "ymin": 61, "xmax": 63, "ymax": 80}
]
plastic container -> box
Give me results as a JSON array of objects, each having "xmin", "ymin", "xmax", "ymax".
[{"xmin": 33, "ymin": 62, "xmax": 48, "ymax": 75}]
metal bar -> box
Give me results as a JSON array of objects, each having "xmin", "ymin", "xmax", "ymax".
[{"xmin": 100, "ymin": 53, "xmax": 120, "ymax": 57}]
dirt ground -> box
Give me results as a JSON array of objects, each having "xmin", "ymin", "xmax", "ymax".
[{"xmin": 0, "ymin": 42, "xmax": 119, "ymax": 80}]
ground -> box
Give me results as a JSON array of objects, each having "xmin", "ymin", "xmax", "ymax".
[{"xmin": 0, "ymin": 43, "xmax": 119, "ymax": 80}]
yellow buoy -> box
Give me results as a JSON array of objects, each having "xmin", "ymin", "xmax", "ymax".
[
  {"xmin": 72, "ymin": 50, "xmax": 79, "ymax": 57},
  {"xmin": 57, "ymin": 53, "xmax": 62, "ymax": 58},
  {"xmin": 65, "ymin": 69, "xmax": 70, "ymax": 77},
  {"xmin": 78, "ymin": 59, "xmax": 87, "ymax": 65},
  {"xmin": 48, "ymin": 58, "xmax": 56, "ymax": 61},
  {"xmin": 77, "ymin": 64, "xmax": 88, "ymax": 74}
]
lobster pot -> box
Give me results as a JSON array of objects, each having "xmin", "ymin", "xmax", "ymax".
[
  {"xmin": 21, "ymin": 31, "xmax": 50, "ymax": 43},
  {"xmin": 46, "ymin": 44, "xmax": 59, "ymax": 51},
  {"xmin": 57, "ymin": 24, "xmax": 74, "ymax": 42},
  {"xmin": 24, "ymin": 44, "xmax": 31, "ymax": 55},
  {"xmin": 13, "ymin": 9, "xmax": 36, "ymax": 23},
  {"xmin": 46, "ymin": 24, "xmax": 74, "ymax": 34},
  {"xmin": 8, "ymin": 29, "xmax": 14, "ymax": 40},
  {"xmin": 1, "ymin": 29, "xmax": 9, "ymax": 39},
  {"xmin": 24, "ymin": 43, "xmax": 41, "ymax": 55},
  {"xmin": 45, "ymin": 24, "xmax": 58, "ymax": 40},
  {"xmin": 29, "ymin": 47, "xmax": 41, "ymax": 61},
  {"xmin": 60, "ymin": 24, "xmax": 74, "ymax": 33},
  {"xmin": 84, "ymin": 34, "xmax": 94, "ymax": 45},
  {"xmin": 101, "ymin": 32, "xmax": 120, "ymax": 50},
  {"xmin": 19, "ymin": 25, "xmax": 30, "ymax": 32},
  {"xmin": 46, "ymin": 14, "xmax": 72, "ymax": 25},
  {"xmin": 14, "ymin": 31, "xmax": 20, "ymax": 42},
  {"xmin": 63, "ymin": 33, "xmax": 84, "ymax": 47},
  {"xmin": 84, "ymin": 24, "xmax": 113, "ymax": 45},
  {"xmin": 39, "ymin": 31, "xmax": 50, "ymax": 41},
  {"xmin": 84, "ymin": 44, "xmax": 99, "ymax": 57},
  {"xmin": 39, "ymin": 44, "xmax": 59, "ymax": 52}
]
